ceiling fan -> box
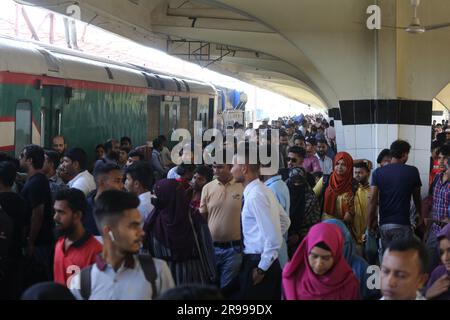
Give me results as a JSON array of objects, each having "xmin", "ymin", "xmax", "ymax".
[
  {"xmin": 355, "ymin": 0, "xmax": 450, "ymax": 34},
  {"xmin": 401, "ymin": 0, "xmax": 450, "ymax": 34}
]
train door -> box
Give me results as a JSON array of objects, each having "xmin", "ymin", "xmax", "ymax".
[
  {"xmin": 170, "ymin": 100, "xmax": 179, "ymax": 131},
  {"xmin": 190, "ymin": 98, "xmax": 198, "ymax": 134},
  {"xmin": 147, "ymin": 95, "xmax": 161, "ymax": 141},
  {"xmin": 41, "ymin": 86, "xmax": 66, "ymax": 149},
  {"xmin": 160, "ymin": 97, "xmax": 179, "ymax": 147},
  {"xmin": 208, "ymin": 98, "xmax": 215, "ymax": 129},
  {"xmin": 161, "ymin": 101, "xmax": 170, "ymax": 136},
  {"xmin": 179, "ymin": 97, "xmax": 189, "ymax": 132}
]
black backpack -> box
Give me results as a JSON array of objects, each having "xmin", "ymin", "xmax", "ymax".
[
  {"xmin": 79, "ymin": 254, "xmax": 158, "ymax": 300},
  {"xmin": 0, "ymin": 208, "xmax": 13, "ymax": 282}
]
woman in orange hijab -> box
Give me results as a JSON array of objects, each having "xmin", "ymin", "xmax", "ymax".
[{"xmin": 313, "ymin": 152, "xmax": 355, "ymax": 224}]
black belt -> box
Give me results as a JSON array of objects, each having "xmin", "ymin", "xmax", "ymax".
[{"xmin": 214, "ymin": 240, "xmax": 242, "ymax": 248}]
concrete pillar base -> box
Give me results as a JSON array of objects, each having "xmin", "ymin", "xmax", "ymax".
[{"xmin": 339, "ymin": 99, "xmax": 432, "ymax": 196}]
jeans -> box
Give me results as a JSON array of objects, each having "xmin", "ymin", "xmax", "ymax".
[
  {"xmin": 214, "ymin": 245, "xmax": 243, "ymax": 289},
  {"xmin": 379, "ymin": 224, "xmax": 414, "ymax": 262},
  {"xmin": 425, "ymin": 230, "xmax": 441, "ymax": 274}
]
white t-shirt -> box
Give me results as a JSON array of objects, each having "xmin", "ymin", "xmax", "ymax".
[
  {"xmin": 138, "ymin": 191, "xmax": 155, "ymax": 222},
  {"xmin": 68, "ymin": 170, "xmax": 96, "ymax": 196}
]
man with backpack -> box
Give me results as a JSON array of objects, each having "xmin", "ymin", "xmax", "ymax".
[{"xmin": 69, "ymin": 190, "xmax": 174, "ymax": 300}]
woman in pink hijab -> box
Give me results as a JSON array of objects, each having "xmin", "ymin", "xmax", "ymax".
[{"xmin": 282, "ymin": 222, "xmax": 360, "ymax": 300}]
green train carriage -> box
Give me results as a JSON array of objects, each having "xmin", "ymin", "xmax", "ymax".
[{"xmin": 0, "ymin": 36, "xmax": 218, "ymax": 163}]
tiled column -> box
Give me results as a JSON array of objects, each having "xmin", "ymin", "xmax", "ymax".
[{"xmin": 339, "ymin": 100, "xmax": 432, "ymax": 197}]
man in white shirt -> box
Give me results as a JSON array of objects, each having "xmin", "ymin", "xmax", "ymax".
[
  {"xmin": 61, "ymin": 148, "xmax": 95, "ymax": 196},
  {"xmin": 125, "ymin": 162, "xmax": 155, "ymax": 222},
  {"xmin": 316, "ymin": 139, "xmax": 333, "ymax": 175},
  {"xmin": 230, "ymin": 145, "xmax": 286, "ymax": 299},
  {"xmin": 69, "ymin": 190, "xmax": 174, "ymax": 300},
  {"xmin": 380, "ymin": 238, "xmax": 428, "ymax": 300}
]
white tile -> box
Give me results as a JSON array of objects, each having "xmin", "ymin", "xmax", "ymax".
[
  {"xmin": 343, "ymin": 125, "xmax": 356, "ymax": 149},
  {"xmin": 356, "ymin": 148, "xmax": 375, "ymax": 164},
  {"xmin": 371, "ymin": 124, "xmax": 377, "ymax": 147},
  {"xmin": 398, "ymin": 125, "xmax": 416, "ymax": 149},
  {"xmin": 336, "ymin": 132, "xmax": 345, "ymax": 152},
  {"xmin": 345, "ymin": 149, "xmax": 357, "ymax": 159},
  {"xmin": 407, "ymin": 150, "xmax": 415, "ymax": 166},
  {"xmin": 387, "ymin": 124, "xmax": 399, "ymax": 146},
  {"xmin": 414, "ymin": 149, "xmax": 430, "ymax": 175},
  {"xmin": 415, "ymin": 125, "xmax": 432, "ymax": 150},
  {"xmin": 355, "ymin": 125, "xmax": 372, "ymax": 149},
  {"xmin": 374, "ymin": 124, "xmax": 388, "ymax": 149}
]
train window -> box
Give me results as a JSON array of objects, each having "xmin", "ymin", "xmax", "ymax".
[
  {"xmin": 164, "ymin": 104, "xmax": 170, "ymax": 135},
  {"xmin": 172, "ymin": 104, "xmax": 178, "ymax": 129},
  {"xmin": 15, "ymin": 101, "xmax": 32, "ymax": 158},
  {"xmin": 208, "ymin": 98, "xmax": 215, "ymax": 128},
  {"xmin": 190, "ymin": 98, "xmax": 198, "ymax": 133},
  {"xmin": 56, "ymin": 109, "xmax": 62, "ymax": 135},
  {"xmin": 147, "ymin": 96, "xmax": 161, "ymax": 140},
  {"xmin": 180, "ymin": 98, "xmax": 189, "ymax": 131}
]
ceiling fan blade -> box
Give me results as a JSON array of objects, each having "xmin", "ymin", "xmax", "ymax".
[
  {"xmin": 351, "ymin": 21, "xmax": 407, "ymax": 30},
  {"xmin": 382, "ymin": 25, "xmax": 408, "ymax": 30},
  {"xmin": 424, "ymin": 22, "xmax": 450, "ymax": 31}
]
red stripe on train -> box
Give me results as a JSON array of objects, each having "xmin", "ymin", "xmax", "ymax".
[
  {"xmin": 0, "ymin": 116, "xmax": 15, "ymax": 122},
  {"xmin": 0, "ymin": 146, "xmax": 14, "ymax": 152}
]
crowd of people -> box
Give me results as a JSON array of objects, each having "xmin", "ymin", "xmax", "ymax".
[{"xmin": 0, "ymin": 114, "xmax": 449, "ymax": 301}]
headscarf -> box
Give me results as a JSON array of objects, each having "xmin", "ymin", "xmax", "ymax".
[
  {"xmin": 423, "ymin": 224, "xmax": 450, "ymax": 300},
  {"xmin": 323, "ymin": 152, "xmax": 354, "ymax": 218},
  {"xmin": 145, "ymin": 179, "xmax": 196, "ymax": 261},
  {"xmin": 324, "ymin": 219, "xmax": 380, "ymax": 299},
  {"xmin": 437, "ymin": 223, "xmax": 450, "ymax": 241},
  {"xmin": 282, "ymin": 222, "xmax": 360, "ymax": 300}
]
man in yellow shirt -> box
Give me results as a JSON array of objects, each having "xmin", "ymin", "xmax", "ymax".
[
  {"xmin": 353, "ymin": 162, "xmax": 371, "ymax": 246},
  {"xmin": 199, "ymin": 161, "xmax": 244, "ymax": 293}
]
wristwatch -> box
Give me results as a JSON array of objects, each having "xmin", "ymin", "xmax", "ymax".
[{"xmin": 256, "ymin": 268, "xmax": 266, "ymax": 275}]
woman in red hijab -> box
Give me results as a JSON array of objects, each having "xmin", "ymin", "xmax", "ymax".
[
  {"xmin": 314, "ymin": 152, "xmax": 355, "ymax": 224},
  {"xmin": 282, "ymin": 222, "xmax": 360, "ymax": 300}
]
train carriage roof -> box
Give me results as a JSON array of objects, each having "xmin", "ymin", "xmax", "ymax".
[{"xmin": 0, "ymin": 36, "xmax": 216, "ymax": 95}]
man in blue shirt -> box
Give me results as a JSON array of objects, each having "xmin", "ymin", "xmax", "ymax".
[
  {"xmin": 260, "ymin": 159, "xmax": 290, "ymax": 269},
  {"xmin": 369, "ymin": 140, "xmax": 422, "ymax": 259}
]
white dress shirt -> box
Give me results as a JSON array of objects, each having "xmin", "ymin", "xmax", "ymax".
[
  {"xmin": 167, "ymin": 166, "xmax": 180, "ymax": 180},
  {"xmin": 242, "ymin": 179, "xmax": 285, "ymax": 271},
  {"xmin": 316, "ymin": 154, "xmax": 333, "ymax": 175},
  {"xmin": 380, "ymin": 291, "xmax": 426, "ymax": 300},
  {"xmin": 68, "ymin": 170, "xmax": 96, "ymax": 196},
  {"xmin": 138, "ymin": 191, "xmax": 155, "ymax": 221},
  {"xmin": 70, "ymin": 255, "xmax": 174, "ymax": 300}
]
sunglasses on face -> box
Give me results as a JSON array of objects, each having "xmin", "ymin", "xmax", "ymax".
[{"xmin": 287, "ymin": 157, "xmax": 297, "ymax": 163}]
